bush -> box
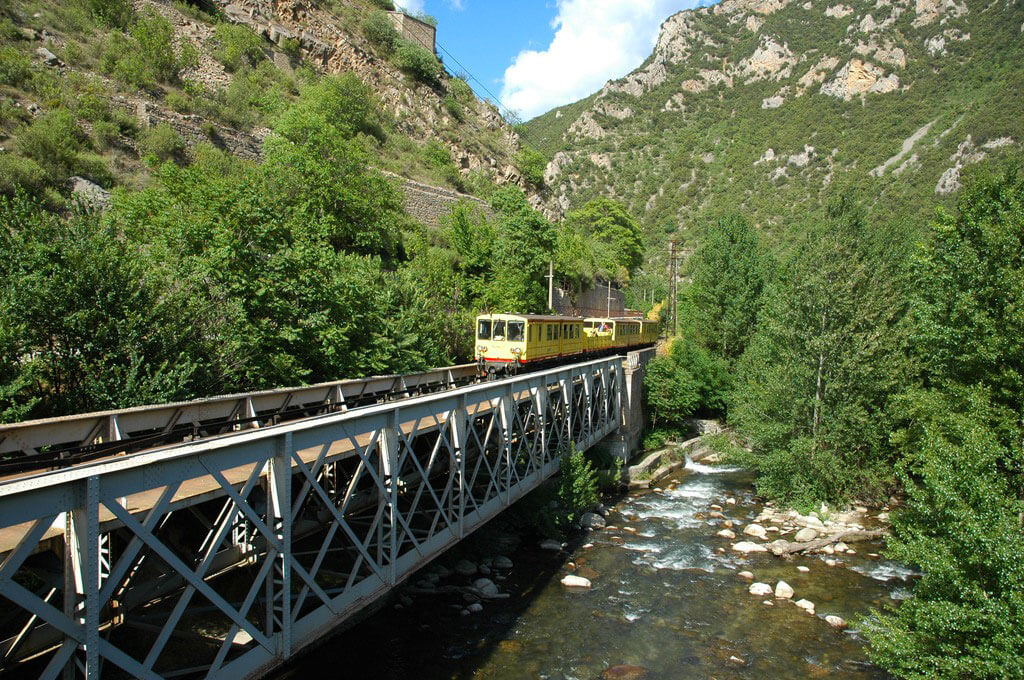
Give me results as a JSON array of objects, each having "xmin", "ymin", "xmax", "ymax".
[
  {"xmin": 443, "ymin": 94, "xmax": 463, "ymax": 121},
  {"xmin": 103, "ymin": 9, "xmax": 191, "ymax": 88},
  {"xmin": 139, "ymin": 122, "xmax": 185, "ymax": 162},
  {"xmin": 422, "ymin": 139, "xmax": 452, "ymax": 169},
  {"xmin": 87, "ymin": 0, "xmax": 134, "ymax": 29},
  {"xmin": 211, "ymin": 23, "xmax": 265, "ymax": 72},
  {"xmin": 0, "ymin": 154, "xmax": 48, "ymax": 197},
  {"xmin": 165, "ymin": 90, "xmax": 194, "ymax": 113},
  {"xmin": 557, "ymin": 445, "xmax": 599, "ymax": 527},
  {"xmin": 517, "ymin": 145, "xmax": 546, "ymax": 188},
  {"xmin": 0, "ymin": 47, "xmax": 33, "ymax": 88},
  {"xmin": 394, "ymin": 40, "xmax": 442, "ymax": 85},
  {"xmin": 15, "ymin": 109, "xmax": 84, "ymax": 184},
  {"xmin": 92, "ymin": 120, "xmax": 121, "ymax": 149},
  {"xmin": 369, "ymin": 0, "xmax": 396, "ymax": 9},
  {"xmin": 362, "ymin": 11, "xmax": 399, "ymax": 52}
]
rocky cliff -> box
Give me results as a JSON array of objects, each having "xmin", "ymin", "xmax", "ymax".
[{"xmin": 526, "ymin": 0, "xmax": 1024, "ymax": 241}]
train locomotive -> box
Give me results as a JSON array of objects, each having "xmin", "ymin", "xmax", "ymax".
[{"xmin": 474, "ymin": 313, "xmax": 659, "ymax": 376}]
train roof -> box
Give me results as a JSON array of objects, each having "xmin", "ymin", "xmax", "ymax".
[{"xmin": 476, "ymin": 313, "xmax": 582, "ymax": 322}]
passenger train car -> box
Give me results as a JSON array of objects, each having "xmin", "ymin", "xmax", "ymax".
[{"xmin": 475, "ymin": 313, "xmax": 658, "ymax": 375}]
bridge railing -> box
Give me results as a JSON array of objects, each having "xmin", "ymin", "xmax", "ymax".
[
  {"xmin": 0, "ymin": 356, "xmax": 623, "ymax": 680},
  {"xmin": 0, "ymin": 364, "xmax": 480, "ymax": 471}
]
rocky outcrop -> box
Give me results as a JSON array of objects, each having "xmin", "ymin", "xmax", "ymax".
[{"xmin": 820, "ymin": 59, "xmax": 899, "ymax": 100}]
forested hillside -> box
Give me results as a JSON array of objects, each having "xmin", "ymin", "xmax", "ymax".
[
  {"xmin": 0, "ymin": 0, "xmax": 646, "ymax": 422},
  {"xmin": 525, "ymin": 0, "xmax": 1024, "ymax": 254}
]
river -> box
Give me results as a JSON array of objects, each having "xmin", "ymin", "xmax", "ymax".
[{"xmin": 281, "ymin": 462, "xmax": 914, "ymax": 679}]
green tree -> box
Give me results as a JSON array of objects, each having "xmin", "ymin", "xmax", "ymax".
[
  {"xmin": 0, "ymin": 193, "xmax": 201, "ymax": 420},
  {"xmin": 211, "ymin": 23, "xmax": 265, "ymax": 72},
  {"xmin": 562, "ymin": 198, "xmax": 643, "ymax": 283},
  {"xmin": 729, "ymin": 199, "xmax": 910, "ymax": 505},
  {"xmin": 864, "ymin": 167, "xmax": 1024, "ymax": 679},
  {"xmin": 682, "ymin": 214, "xmax": 770, "ymax": 361},
  {"xmin": 517, "ymin": 145, "xmax": 546, "ymax": 188},
  {"xmin": 643, "ymin": 335, "xmax": 730, "ymax": 428}
]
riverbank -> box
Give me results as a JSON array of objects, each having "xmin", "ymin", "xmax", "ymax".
[{"xmin": 278, "ymin": 459, "xmax": 913, "ymax": 679}]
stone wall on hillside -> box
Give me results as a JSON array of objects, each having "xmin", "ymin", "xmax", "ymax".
[
  {"xmin": 399, "ymin": 177, "xmax": 492, "ymax": 227},
  {"xmin": 387, "ymin": 12, "xmax": 436, "ymax": 53}
]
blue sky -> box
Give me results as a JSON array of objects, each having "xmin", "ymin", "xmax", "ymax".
[{"xmin": 392, "ymin": 1, "xmax": 702, "ymax": 121}]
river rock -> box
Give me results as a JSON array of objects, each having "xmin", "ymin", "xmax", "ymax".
[
  {"xmin": 797, "ymin": 514, "xmax": 826, "ymax": 529},
  {"xmin": 729, "ymin": 655, "xmax": 746, "ymax": 665},
  {"xmin": 846, "ymin": 548, "xmax": 857, "ymax": 555},
  {"xmin": 723, "ymin": 520, "xmax": 734, "ymax": 528},
  {"xmin": 826, "ymin": 615, "xmax": 847, "ymax": 629},
  {"xmin": 795, "ymin": 598, "xmax": 816, "ymax": 614},
  {"xmin": 539, "ymin": 539, "xmax": 562, "ymax": 551},
  {"xmin": 733, "ymin": 541, "xmax": 768, "ymax": 553},
  {"xmin": 822, "ymin": 545, "xmax": 835, "ymax": 555},
  {"xmin": 595, "ymin": 503, "xmax": 609, "ymax": 516},
  {"xmin": 709, "ymin": 511, "xmax": 726, "ymax": 519},
  {"xmin": 454, "ymin": 559, "xmax": 477, "ymax": 576},
  {"xmin": 582, "ymin": 543, "xmax": 594, "ymax": 549},
  {"xmin": 877, "ymin": 512, "xmax": 890, "ymax": 521},
  {"xmin": 749, "ymin": 582, "xmax": 773, "ymax": 596},
  {"xmin": 467, "ymin": 602, "xmax": 483, "ymax": 613},
  {"xmin": 473, "ymin": 578, "xmax": 499, "ymax": 596},
  {"xmin": 743, "ymin": 524, "xmax": 768, "ymax": 539},
  {"xmin": 493, "ymin": 555, "xmax": 513, "ymax": 570},
  {"xmin": 561, "ymin": 574, "xmax": 592, "ymax": 588},
  {"xmin": 726, "ymin": 497, "xmax": 737, "ymax": 505},
  {"xmin": 794, "ymin": 527, "xmax": 818, "ymax": 542},
  {"xmin": 797, "ymin": 566, "xmax": 810, "ymax": 573},
  {"xmin": 478, "ymin": 564, "xmax": 491, "ymax": 576},
  {"xmin": 738, "ymin": 571, "xmax": 755, "ymax": 580},
  {"xmin": 834, "ymin": 542, "xmax": 850, "ymax": 553},
  {"xmin": 602, "ymin": 664, "xmax": 647, "ymax": 680},
  {"xmin": 775, "ymin": 581, "xmax": 795, "ymax": 599},
  {"xmin": 717, "ymin": 529, "xmax": 736, "ymax": 539},
  {"xmin": 581, "ymin": 512, "xmax": 606, "ymax": 529},
  {"xmin": 825, "ymin": 558, "xmax": 838, "ymax": 567}
]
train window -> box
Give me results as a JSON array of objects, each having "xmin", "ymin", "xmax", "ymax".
[
  {"xmin": 477, "ymin": 319, "xmax": 491, "ymax": 340},
  {"xmin": 493, "ymin": 320, "xmax": 506, "ymax": 341},
  {"xmin": 508, "ymin": 321, "xmax": 525, "ymax": 342},
  {"xmin": 546, "ymin": 324, "xmax": 552, "ymax": 340}
]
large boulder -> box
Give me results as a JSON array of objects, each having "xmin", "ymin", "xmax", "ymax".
[
  {"xmin": 774, "ymin": 581, "xmax": 794, "ymax": 599},
  {"xmin": 454, "ymin": 559, "xmax": 477, "ymax": 577},
  {"xmin": 732, "ymin": 541, "xmax": 768, "ymax": 553},
  {"xmin": 580, "ymin": 512, "xmax": 607, "ymax": 529},
  {"xmin": 561, "ymin": 574, "xmax": 592, "ymax": 588},
  {"xmin": 825, "ymin": 615, "xmax": 847, "ymax": 629},
  {"xmin": 794, "ymin": 527, "xmax": 819, "ymax": 542},
  {"xmin": 473, "ymin": 578, "xmax": 499, "ymax": 596},
  {"xmin": 749, "ymin": 582, "xmax": 773, "ymax": 596},
  {"xmin": 743, "ymin": 523, "xmax": 768, "ymax": 539}
]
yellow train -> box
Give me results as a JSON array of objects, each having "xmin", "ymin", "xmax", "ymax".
[{"xmin": 475, "ymin": 313, "xmax": 659, "ymax": 375}]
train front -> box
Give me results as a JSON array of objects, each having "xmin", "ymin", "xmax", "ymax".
[{"xmin": 475, "ymin": 314, "xmax": 527, "ymax": 376}]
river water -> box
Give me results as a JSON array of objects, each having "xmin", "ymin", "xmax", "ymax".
[{"xmin": 283, "ymin": 463, "xmax": 913, "ymax": 679}]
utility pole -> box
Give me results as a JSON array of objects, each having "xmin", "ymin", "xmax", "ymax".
[
  {"xmin": 546, "ymin": 260, "xmax": 554, "ymax": 312},
  {"xmin": 606, "ymin": 279, "xmax": 612, "ymax": 317}
]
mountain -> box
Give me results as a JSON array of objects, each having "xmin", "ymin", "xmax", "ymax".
[
  {"xmin": 0, "ymin": 0, "xmax": 526, "ymax": 203},
  {"xmin": 524, "ymin": 0, "xmax": 1024, "ymax": 247}
]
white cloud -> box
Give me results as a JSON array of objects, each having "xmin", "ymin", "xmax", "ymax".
[
  {"xmin": 393, "ymin": 0, "xmax": 425, "ymax": 14},
  {"xmin": 501, "ymin": 0, "xmax": 698, "ymax": 120}
]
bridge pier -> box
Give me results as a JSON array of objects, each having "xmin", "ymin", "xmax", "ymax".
[{"xmin": 596, "ymin": 348, "xmax": 655, "ymax": 463}]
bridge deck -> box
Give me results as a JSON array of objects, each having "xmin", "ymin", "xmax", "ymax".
[{"xmin": 0, "ymin": 355, "xmax": 638, "ymax": 680}]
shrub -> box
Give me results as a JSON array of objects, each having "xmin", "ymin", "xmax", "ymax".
[
  {"xmin": 74, "ymin": 152, "xmax": 114, "ymax": 187},
  {"xmin": 0, "ymin": 154, "xmax": 48, "ymax": 197},
  {"xmin": 517, "ymin": 145, "xmax": 546, "ymax": 188},
  {"xmin": 362, "ymin": 11, "xmax": 399, "ymax": 52},
  {"xmin": 280, "ymin": 37, "xmax": 301, "ymax": 58},
  {"xmin": 15, "ymin": 109, "xmax": 84, "ymax": 184},
  {"xmin": 369, "ymin": 0, "xmax": 396, "ymax": 9},
  {"xmin": 211, "ymin": 23, "xmax": 265, "ymax": 72},
  {"xmin": 92, "ymin": 120, "xmax": 121, "ymax": 149},
  {"xmin": 443, "ymin": 94, "xmax": 463, "ymax": 121},
  {"xmin": 557, "ymin": 445, "xmax": 599, "ymax": 527},
  {"xmin": 0, "ymin": 47, "xmax": 33, "ymax": 88},
  {"xmin": 139, "ymin": 122, "xmax": 185, "ymax": 162},
  {"xmin": 165, "ymin": 90, "xmax": 194, "ymax": 113},
  {"xmin": 104, "ymin": 9, "xmax": 190, "ymax": 88},
  {"xmin": 87, "ymin": 0, "xmax": 134, "ymax": 29},
  {"xmin": 422, "ymin": 139, "xmax": 452, "ymax": 169},
  {"xmin": 394, "ymin": 40, "xmax": 442, "ymax": 85}
]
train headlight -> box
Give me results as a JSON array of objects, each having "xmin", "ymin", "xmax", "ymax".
[
  {"xmin": 478, "ymin": 346, "xmax": 488, "ymax": 353},
  {"xmin": 511, "ymin": 347, "xmax": 522, "ymax": 355}
]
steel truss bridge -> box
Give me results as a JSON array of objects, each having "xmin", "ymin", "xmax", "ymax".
[{"xmin": 0, "ymin": 355, "xmax": 636, "ymax": 679}]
